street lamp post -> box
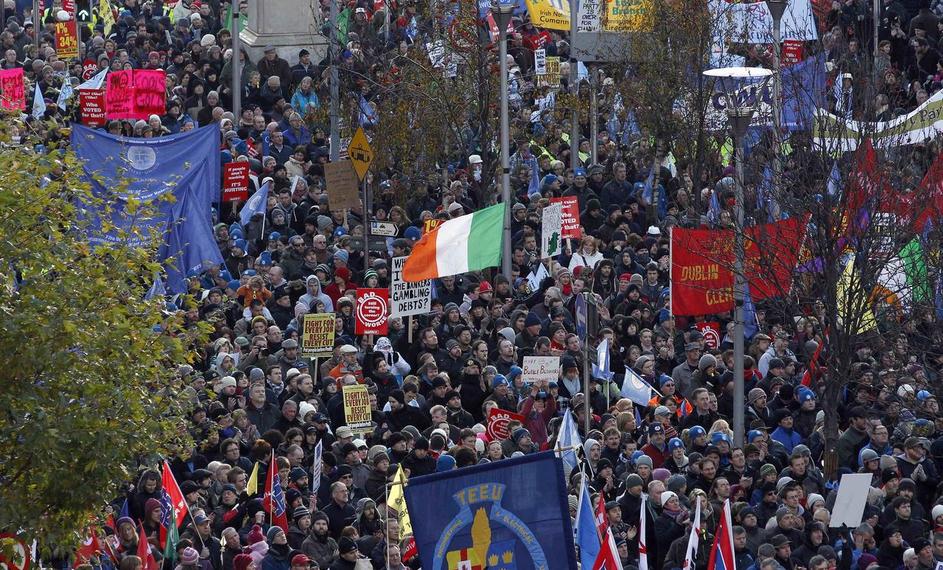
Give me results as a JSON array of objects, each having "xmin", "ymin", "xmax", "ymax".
[
  {"xmin": 765, "ymin": 0, "xmax": 787, "ymax": 214},
  {"xmin": 494, "ymin": 2, "xmax": 514, "ymax": 278},
  {"xmin": 703, "ymin": 66, "xmax": 772, "ymax": 448}
]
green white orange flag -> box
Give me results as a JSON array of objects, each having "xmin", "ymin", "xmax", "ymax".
[{"xmin": 402, "ymin": 203, "xmax": 505, "ymax": 282}]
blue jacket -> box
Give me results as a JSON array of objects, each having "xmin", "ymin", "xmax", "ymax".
[{"xmin": 771, "ymin": 426, "xmax": 802, "ymax": 455}]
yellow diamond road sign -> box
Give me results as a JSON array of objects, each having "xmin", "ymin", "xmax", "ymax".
[{"xmin": 347, "ymin": 127, "xmax": 373, "ymax": 181}]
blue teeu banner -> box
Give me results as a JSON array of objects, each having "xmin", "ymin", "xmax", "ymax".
[
  {"xmin": 70, "ymin": 124, "xmax": 222, "ymax": 294},
  {"xmin": 404, "ymin": 451, "xmax": 576, "ymax": 570}
]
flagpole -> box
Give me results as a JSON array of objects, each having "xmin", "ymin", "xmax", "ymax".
[{"xmin": 385, "ymin": 481, "xmax": 390, "ymax": 570}]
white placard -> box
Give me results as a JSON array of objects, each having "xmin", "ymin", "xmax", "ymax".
[
  {"xmin": 534, "ymin": 48, "xmax": 547, "ymax": 75},
  {"xmin": 522, "ymin": 356, "xmax": 560, "ymax": 384},
  {"xmin": 390, "ymin": 256, "xmax": 432, "ymax": 317},
  {"xmin": 829, "ymin": 473, "xmax": 872, "ymax": 528},
  {"xmin": 541, "ymin": 202, "xmax": 562, "ymax": 259}
]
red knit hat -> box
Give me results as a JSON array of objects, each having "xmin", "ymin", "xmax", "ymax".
[
  {"xmin": 247, "ymin": 524, "xmax": 265, "ymax": 545},
  {"xmin": 234, "ymin": 554, "xmax": 253, "ymax": 570}
]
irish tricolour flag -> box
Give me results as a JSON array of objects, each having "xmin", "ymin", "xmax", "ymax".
[{"xmin": 403, "ymin": 203, "xmax": 505, "ymax": 282}]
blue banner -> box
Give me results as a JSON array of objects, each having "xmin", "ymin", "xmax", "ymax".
[
  {"xmin": 70, "ymin": 125, "xmax": 223, "ymax": 294},
  {"xmin": 404, "ymin": 451, "xmax": 576, "ymax": 570}
]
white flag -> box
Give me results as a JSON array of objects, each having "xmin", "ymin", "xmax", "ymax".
[
  {"xmin": 31, "ymin": 83, "xmax": 45, "ymax": 119},
  {"xmin": 78, "ymin": 67, "xmax": 108, "ymax": 90},
  {"xmin": 639, "ymin": 493, "xmax": 649, "ymax": 570},
  {"xmin": 683, "ymin": 497, "xmax": 702, "ymax": 570},
  {"xmin": 56, "ymin": 76, "xmax": 74, "ymax": 110}
]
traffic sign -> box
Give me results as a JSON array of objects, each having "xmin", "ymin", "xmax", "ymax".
[
  {"xmin": 370, "ymin": 221, "xmax": 398, "ymax": 237},
  {"xmin": 347, "ymin": 127, "xmax": 373, "ymax": 181}
]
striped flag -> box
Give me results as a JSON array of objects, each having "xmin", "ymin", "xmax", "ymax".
[
  {"xmin": 402, "ymin": 203, "xmax": 505, "ymax": 282},
  {"xmin": 708, "ymin": 500, "xmax": 736, "ymax": 570},
  {"xmin": 264, "ymin": 451, "xmax": 288, "ymax": 532},
  {"xmin": 592, "ymin": 492, "xmax": 623, "ymax": 570}
]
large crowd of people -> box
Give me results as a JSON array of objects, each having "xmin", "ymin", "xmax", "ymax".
[{"xmin": 14, "ymin": 0, "xmax": 943, "ymax": 569}]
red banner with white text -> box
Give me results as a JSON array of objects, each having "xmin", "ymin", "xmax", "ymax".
[{"xmin": 670, "ymin": 216, "xmax": 808, "ymax": 316}]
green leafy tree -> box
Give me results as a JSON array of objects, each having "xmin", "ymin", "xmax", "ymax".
[{"xmin": 0, "ymin": 142, "xmax": 207, "ymax": 551}]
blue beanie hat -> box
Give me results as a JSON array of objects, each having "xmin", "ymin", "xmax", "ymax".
[
  {"xmin": 258, "ymin": 251, "xmax": 273, "ymax": 266},
  {"xmin": 493, "ymin": 375, "xmax": 509, "ymax": 388},
  {"xmin": 508, "ymin": 365, "xmax": 522, "ymax": 380},
  {"xmin": 404, "ymin": 226, "xmax": 422, "ymax": 240},
  {"xmin": 334, "ymin": 249, "xmax": 350, "ymax": 263},
  {"xmin": 524, "ymin": 312, "xmax": 541, "ymax": 327},
  {"xmin": 226, "ymin": 280, "xmax": 240, "ymax": 291},
  {"xmin": 668, "ymin": 437, "xmax": 685, "ymax": 452},
  {"xmin": 436, "ymin": 454, "xmax": 457, "ymax": 472},
  {"xmin": 233, "ymin": 239, "xmax": 247, "ymax": 252},
  {"xmin": 689, "ymin": 425, "xmax": 706, "ymax": 438}
]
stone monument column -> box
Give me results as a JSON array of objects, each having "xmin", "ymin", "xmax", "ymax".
[{"xmin": 239, "ymin": 0, "xmax": 327, "ymax": 66}]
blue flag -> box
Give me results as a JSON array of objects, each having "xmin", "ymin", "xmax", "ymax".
[
  {"xmin": 404, "ymin": 451, "xmax": 577, "ymax": 570},
  {"xmin": 358, "ymin": 95, "xmax": 378, "ymax": 127},
  {"xmin": 827, "ymin": 160, "xmax": 842, "ymax": 197},
  {"xmin": 575, "ymin": 478, "xmax": 600, "ymax": 570},
  {"xmin": 621, "ymin": 367, "xmax": 654, "ymax": 406},
  {"xmin": 554, "ymin": 408, "xmax": 580, "ymax": 479},
  {"xmin": 756, "ymin": 164, "xmax": 777, "ymax": 222},
  {"xmin": 145, "ymin": 275, "xmax": 166, "ymax": 300},
  {"xmin": 592, "ymin": 338, "xmax": 613, "ymax": 380},
  {"xmin": 159, "ymin": 184, "xmax": 225, "ymax": 294},
  {"xmin": 70, "ymin": 125, "xmax": 223, "ymax": 294},
  {"xmin": 743, "ymin": 284, "xmax": 759, "ymax": 340},
  {"xmin": 240, "ymin": 181, "xmax": 271, "ymax": 226},
  {"xmin": 781, "ymin": 53, "xmax": 827, "ymax": 131}
]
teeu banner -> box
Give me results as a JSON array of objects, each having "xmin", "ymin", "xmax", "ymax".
[
  {"xmin": 355, "ymin": 288, "xmax": 389, "ymax": 335},
  {"xmin": 222, "ymin": 162, "xmax": 250, "ymax": 202},
  {"xmin": 70, "ymin": 124, "xmax": 222, "ymax": 294},
  {"xmin": 487, "ymin": 407, "xmax": 526, "ymax": 440},
  {"xmin": 404, "ymin": 451, "xmax": 576, "ymax": 570},
  {"xmin": 0, "ymin": 67, "xmax": 25, "ymax": 110}
]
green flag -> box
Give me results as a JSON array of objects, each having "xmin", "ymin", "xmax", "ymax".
[
  {"xmin": 901, "ymin": 238, "xmax": 931, "ymax": 303},
  {"xmin": 336, "ymin": 8, "xmax": 351, "ymax": 46},
  {"xmin": 162, "ymin": 509, "xmax": 180, "ymax": 564}
]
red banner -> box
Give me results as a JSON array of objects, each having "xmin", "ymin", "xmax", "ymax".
[
  {"xmin": 695, "ymin": 321, "xmax": 721, "ymax": 349},
  {"xmin": 0, "ymin": 68, "xmax": 25, "ymax": 110},
  {"xmin": 782, "ymin": 40, "xmax": 804, "ymax": 66},
  {"xmin": 105, "ymin": 69, "xmax": 166, "ymax": 120},
  {"xmin": 105, "ymin": 69, "xmax": 134, "ymax": 119},
  {"xmin": 549, "ymin": 196, "xmax": 581, "ymax": 238},
  {"xmin": 55, "ymin": 20, "xmax": 78, "ymax": 59},
  {"xmin": 670, "ymin": 216, "xmax": 808, "ymax": 316},
  {"xmin": 79, "ymin": 89, "xmax": 107, "ymax": 127},
  {"xmin": 355, "ymin": 288, "xmax": 389, "ymax": 335},
  {"xmin": 81, "ymin": 60, "xmax": 99, "ymax": 80},
  {"xmin": 487, "ymin": 408, "xmax": 526, "ymax": 440},
  {"xmin": 132, "ymin": 69, "xmax": 166, "ymax": 117},
  {"xmin": 222, "ymin": 162, "xmax": 250, "ymax": 202}
]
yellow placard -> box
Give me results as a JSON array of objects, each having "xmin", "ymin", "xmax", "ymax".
[
  {"xmin": 300, "ymin": 313, "xmax": 335, "ymax": 357},
  {"xmin": 342, "ymin": 384, "xmax": 372, "ymax": 433},
  {"xmin": 525, "ymin": 0, "xmax": 652, "ymax": 32},
  {"xmin": 605, "ymin": 0, "xmax": 653, "ymax": 32},
  {"xmin": 525, "ymin": 0, "xmax": 569, "ymax": 30}
]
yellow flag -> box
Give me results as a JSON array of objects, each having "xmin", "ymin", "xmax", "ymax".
[
  {"xmin": 246, "ymin": 461, "xmax": 259, "ymax": 496},
  {"xmin": 99, "ymin": 0, "xmax": 115, "ymax": 37},
  {"xmin": 388, "ymin": 465, "xmax": 412, "ymax": 539},
  {"xmin": 837, "ymin": 256, "xmax": 877, "ymax": 334}
]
